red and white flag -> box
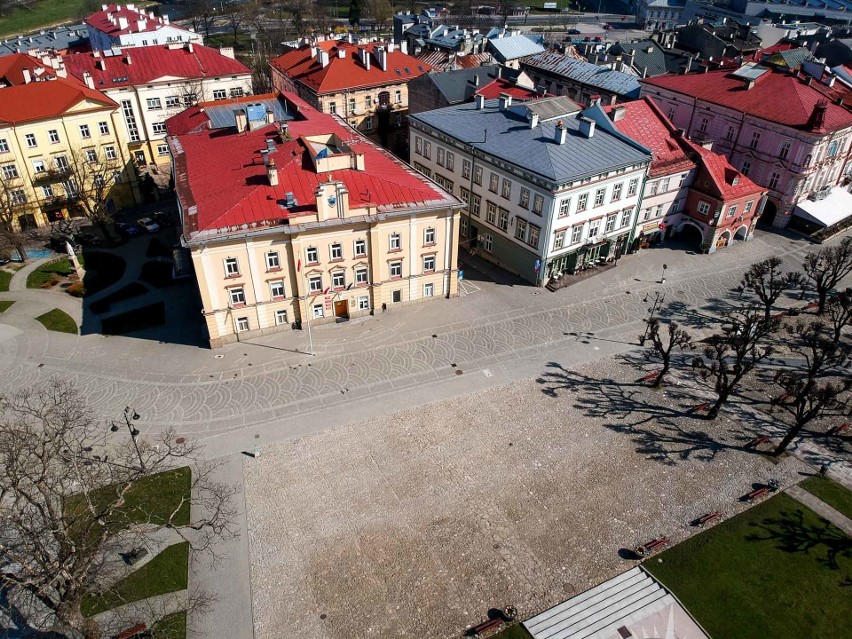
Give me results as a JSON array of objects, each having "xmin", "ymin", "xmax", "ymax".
[{"xmin": 297, "ymin": 258, "xmax": 301, "ymax": 272}]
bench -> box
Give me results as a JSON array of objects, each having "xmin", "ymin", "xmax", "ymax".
[
  {"xmin": 827, "ymin": 423, "xmax": 850, "ymax": 436},
  {"xmin": 745, "ymin": 487, "xmax": 770, "ymax": 501},
  {"xmin": 470, "ymin": 618, "xmax": 504, "ymax": 637},
  {"xmin": 693, "ymin": 511, "xmax": 723, "ymax": 528},
  {"xmin": 745, "ymin": 436, "xmax": 770, "ymax": 449},
  {"xmin": 111, "ymin": 624, "xmax": 148, "ymax": 639},
  {"xmin": 635, "ymin": 537, "xmax": 670, "ymax": 557},
  {"xmin": 690, "ymin": 402, "xmax": 711, "ymax": 414}
]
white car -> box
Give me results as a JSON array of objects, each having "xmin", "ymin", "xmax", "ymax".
[{"xmin": 137, "ymin": 217, "xmax": 161, "ymax": 233}]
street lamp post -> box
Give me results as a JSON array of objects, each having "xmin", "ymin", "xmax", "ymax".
[
  {"xmin": 660, "ymin": 263, "xmax": 668, "ymax": 284},
  {"xmin": 639, "ymin": 291, "xmax": 665, "ymax": 344},
  {"xmin": 111, "ymin": 406, "xmax": 145, "ymax": 471}
]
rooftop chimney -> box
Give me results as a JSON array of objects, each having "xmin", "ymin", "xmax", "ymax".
[
  {"xmin": 579, "ymin": 117, "xmax": 595, "ymax": 138},
  {"xmin": 471, "ymin": 74, "xmax": 480, "ymax": 86},
  {"xmin": 498, "ymin": 93, "xmax": 512, "ymax": 110},
  {"xmin": 401, "ymin": 40, "xmax": 408, "ymax": 55},
  {"xmin": 267, "ymin": 158, "xmax": 279, "ymax": 187},
  {"xmin": 21, "ymin": 68, "xmax": 31, "ymax": 83},
  {"xmin": 554, "ymin": 121, "xmax": 568, "ymax": 144},
  {"xmin": 319, "ymin": 49, "xmax": 329, "ymax": 68},
  {"xmin": 234, "ymin": 109, "xmax": 247, "ymax": 132},
  {"xmin": 82, "ymin": 70, "xmax": 94, "ymax": 89},
  {"xmin": 610, "ymin": 105, "xmax": 626, "ymax": 121},
  {"xmin": 101, "ymin": 3, "xmax": 108, "ymax": 9},
  {"xmin": 137, "ymin": 18, "xmax": 146, "ymax": 31},
  {"xmin": 475, "ymin": 94, "xmax": 485, "ymax": 109},
  {"xmin": 187, "ymin": 42, "xmax": 194, "ymax": 53},
  {"xmin": 163, "ymin": 15, "xmax": 169, "ymax": 24},
  {"xmin": 265, "ymin": 108, "xmax": 274, "ymax": 125},
  {"xmin": 96, "ymin": 58, "xmax": 106, "ymax": 71},
  {"xmin": 388, "ymin": 41, "xmax": 395, "ymax": 53},
  {"xmin": 338, "ymin": 47, "xmax": 346, "ymax": 58},
  {"xmin": 125, "ymin": 52, "xmax": 132, "ymax": 65},
  {"xmin": 377, "ymin": 46, "xmax": 387, "ymax": 71},
  {"xmin": 807, "ymin": 100, "xmax": 828, "ymax": 132},
  {"xmin": 118, "ymin": 16, "xmax": 128, "ymax": 29},
  {"xmin": 361, "ymin": 48, "xmax": 370, "ymax": 70},
  {"xmin": 529, "ymin": 112, "xmax": 539, "ymax": 128}
]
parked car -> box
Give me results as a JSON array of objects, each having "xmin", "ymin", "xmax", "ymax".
[
  {"xmin": 152, "ymin": 211, "xmax": 175, "ymax": 228},
  {"xmin": 137, "ymin": 217, "xmax": 161, "ymax": 233},
  {"xmin": 115, "ymin": 222, "xmax": 142, "ymax": 238},
  {"xmin": 567, "ymin": 28, "xmax": 581, "ymax": 34},
  {"xmin": 603, "ymin": 23, "xmax": 613, "ymax": 30},
  {"xmin": 73, "ymin": 231, "xmax": 102, "ymax": 246}
]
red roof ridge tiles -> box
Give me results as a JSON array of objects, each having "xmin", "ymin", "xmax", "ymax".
[
  {"xmin": 0, "ymin": 53, "xmax": 58, "ymax": 86},
  {"xmin": 476, "ymin": 78, "xmax": 541, "ymax": 100},
  {"xmin": 684, "ymin": 139, "xmax": 763, "ymax": 200},
  {"xmin": 85, "ymin": 3, "xmax": 190, "ymax": 37}
]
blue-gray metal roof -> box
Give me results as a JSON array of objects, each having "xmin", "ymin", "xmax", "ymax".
[
  {"xmin": 487, "ymin": 35, "xmax": 545, "ymax": 62},
  {"xmin": 410, "ymin": 97, "xmax": 650, "ymax": 183},
  {"xmin": 0, "ymin": 23, "xmax": 88, "ymax": 54},
  {"xmin": 521, "ymin": 52, "xmax": 641, "ymax": 99},
  {"xmin": 206, "ymin": 97, "xmax": 294, "ymax": 130}
]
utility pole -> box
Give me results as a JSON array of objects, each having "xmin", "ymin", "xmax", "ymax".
[{"xmin": 639, "ymin": 291, "xmax": 665, "ymax": 344}]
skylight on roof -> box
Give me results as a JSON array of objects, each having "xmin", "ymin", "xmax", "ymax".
[
  {"xmin": 395, "ymin": 69, "xmax": 401, "ymax": 75},
  {"xmin": 417, "ymin": 65, "xmax": 424, "ymax": 71},
  {"xmin": 404, "ymin": 67, "xmax": 411, "ymax": 74}
]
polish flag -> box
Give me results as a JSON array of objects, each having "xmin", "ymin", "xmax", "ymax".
[{"xmin": 297, "ymin": 258, "xmax": 301, "ymax": 272}]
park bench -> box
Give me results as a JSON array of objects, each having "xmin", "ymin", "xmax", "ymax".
[
  {"xmin": 111, "ymin": 624, "xmax": 148, "ymax": 639},
  {"xmin": 772, "ymin": 393, "xmax": 793, "ymax": 405},
  {"xmin": 690, "ymin": 402, "xmax": 711, "ymax": 414},
  {"xmin": 639, "ymin": 371, "xmax": 660, "ymax": 384},
  {"xmin": 744, "ymin": 480, "xmax": 779, "ymax": 502},
  {"xmin": 693, "ymin": 512, "xmax": 723, "ymax": 528},
  {"xmin": 745, "ymin": 436, "xmax": 770, "ymax": 449},
  {"xmin": 470, "ymin": 618, "xmax": 504, "ymax": 637},
  {"xmin": 635, "ymin": 537, "xmax": 670, "ymax": 557},
  {"xmin": 827, "ymin": 423, "xmax": 850, "ymax": 436}
]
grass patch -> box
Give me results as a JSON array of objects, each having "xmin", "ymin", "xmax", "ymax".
[
  {"xmin": 27, "ymin": 258, "xmax": 74, "ymax": 288},
  {"xmin": 0, "ymin": 0, "xmax": 89, "ymax": 38},
  {"xmin": 0, "ymin": 300, "xmax": 14, "ymax": 313},
  {"xmin": 205, "ymin": 31, "xmax": 255, "ymax": 54},
  {"xmin": 81, "ymin": 542, "xmax": 189, "ymax": 617},
  {"xmin": 0, "ymin": 270, "xmax": 11, "ymax": 291},
  {"xmin": 101, "ymin": 300, "xmax": 166, "ymax": 335},
  {"xmin": 151, "ymin": 610, "xmax": 187, "ymax": 639},
  {"xmin": 646, "ymin": 493, "xmax": 851, "ymax": 639},
  {"xmin": 35, "ymin": 308, "xmax": 77, "ymax": 334},
  {"xmin": 494, "ymin": 625, "xmax": 533, "ymax": 638},
  {"xmin": 801, "ymin": 476, "xmax": 852, "ymax": 520}
]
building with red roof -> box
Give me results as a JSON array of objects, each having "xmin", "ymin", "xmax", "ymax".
[
  {"xmin": 167, "ymin": 92, "xmax": 463, "ymax": 347},
  {"xmin": 0, "ymin": 53, "xmax": 58, "ymax": 87},
  {"xmin": 641, "ymin": 61, "xmax": 852, "ymax": 228},
  {"xmin": 475, "ymin": 77, "xmax": 540, "ymax": 100},
  {"xmin": 85, "ymin": 3, "xmax": 201, "ymax": 51},
  {"xmin": 62, "ymin": 43, "xmax": 251, "ymax": 171},
  {"xmin": 270, "ymin": 37, "xmax": 431, "ymax": 154}
]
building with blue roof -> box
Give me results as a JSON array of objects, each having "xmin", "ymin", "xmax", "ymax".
[{"xmin": 486, "ymin": 31, "xmax": 546, "ymax": 68}]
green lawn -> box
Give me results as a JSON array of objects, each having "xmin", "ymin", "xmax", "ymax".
[
  {"xmin": 801, "ymin": 476, "xmax": 852, "ymax": 520},
  {"xmin": 152, "ymin": 610, "xmax": 187, "ymax": 639},
  {"xmin": 0, "ymin": 270, "xmax": 11, "ymax": 292},
  {"xmin": 494, "ymin": 625, "xmax": 533, "ymax": 638},
  {"xmin": 82, "ymin": 542, "xmax": 189, "ymax": 617},
  {"xmin": 0, "ymin": 0, "xmax": 91, "ymax": 38},
  {"xmin": 0, "ymin": 300, "xmax": 14, "ymax": 312},
  {"xmin": 34, "ymin": 308, "xmax": 78, "ymax": 334},
  {"xmin": 27, "ymin": 258, "xmax": 74, "ymax": 288},
  {"xmin": 646, "ymin": 493, "xmax": 851, "ymax": 639}
]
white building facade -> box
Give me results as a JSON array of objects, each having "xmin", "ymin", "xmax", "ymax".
[{"xmin": 86, "ymin": 3, "xmax": 201, "ymax": 51}]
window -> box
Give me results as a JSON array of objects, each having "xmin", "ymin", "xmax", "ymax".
[
  {"xmin": 553, "ymin": 230, "xmax": 565, "ymax": 250},
  {"xmin": 423, "ymin": 140, "xmax": 431, "ymax": 159},
  {"xmin": 739, "ymin": 160, "xmax": 751, "ymax": 176},
  {"xmin": 104, "ymin": 146, "xmax": 117, "ymax": 160},
  {"xmin": 460, "ymin": 216, "xmax": 468, "ymax": 238},
  {"xmin": 489, "ymin": 172, "xmax": 499, "ymax": 193},
  {"xmin": 224, "ymin": 257, "xmax": 240, "ymax": 277},
  {"xmin": 779, "ymin": 141, "xmax": 791, "ymax": 160},
  {"xmin": 558, "ymin": 198, "xmax": 571, "ymax": 218},
  {"xmin": 424, "ymin": 227, "xmax": 435, "ymax": 245},
  {"xmin": 235, "ymin": 317, "xmax": 250, "ymax": 332},
  {"xmin": 828, "ymin": 140, "xmax": 838, "ymax": 157},
  {"xmin": 213, "ymin": 89, "xmax": 227, "ymax": 101},
  {"xmin": 611, "ymin": 183, "xmax": 622, "ymax": 202},
  {"xmin": 462, "ymin": 159, "xmax": 471, "ymax": 179},
  {"xmin": 157, "ymin": 144, "xmax": 169, "ymax": 156},
  {"xmin": 459, "ymin": 187, "xmax": 470, "ymax": 205},
  {"xmin": 394, "ymin": 90, "xmax": 401, "ymax": 104},
  {"xmin": 423, "ymin": 282, "xmax": 434, "ymax": 297},
  {"xmin": 699, "ymin": 117, "xmax": 709, "ymax": 134},
  {"xmin": 355, "ymin": 268, "xmax": 368, "ymax": 285},
  {"xmin": 727, "ymin": 204, "xmax": 737, "ymax": 218},
  {"xmin": 146, "ymin": 97, "xmax": 162, "ymax": 111},
  {"xmin": 532, "ymin": 194, "xmax": 543, "ymax": 215},
  {"xmin": 446, "ymin": 152, "xmax": 454, "ymax": 171},
  {"xmin": 152, "ymin": 122, "xmax": 167, "ymax": 135},
  {"xmin": 308, "ymin": 275, "xmax": 322, "ymax": 292},
  {"xmin": 471, "ymin": 194, "xmax": 481, "ymax": 217},
  {"xmin": 84, "ymin": 149, "xmax": 97, "ymax": 163},
  {"xmin": 79, "ymin": 124, "xmax": 91, "ymax": 139},
  {"xmin": 437, "ymin": 147, "xmax": 445, "ymax": 167},
  {"xmin": 423, "ymin": 255, "xmax": 436, "ymax": 272},
  {"xmin": 11, "ymin": 189, "xmax": 26, "ymax": 205},
  {"xmin": 642, "ymin": 208, "xmax": 651, "ymax": 222},
  {"xmin": 486, "ymin": 201, "xmax": 497, "ymax": 224},
  {"xmin": 306, "ymin": 247, "xmax": 319, "ymax": 264},
  {"xmin": 358, "ymin": 295, "xmax": 370, "ymax": 310},
  {"xmin": 390, "ymin": 261, "xmax": 402, "ymax": 278},
  {"xmin": 577, "ymin": 193, "xmax": 588, "ymax": 212},
  {"xmin": 668, "ymin": 106, "xmax": 676, "ymax": 120},
  {"xmin": 433, "ymin": 174, "xmax": 454, "ymax": 192},
  {"xmin": 354, "ymin": 239, "xmax": 366, "ymax": 256},
  {"xmin": 330, "ymin": 243, "xmax": 343, "ymax": 260},
  {"xmin": 313, "ymin": 303, "xmax": 324, "ymax": 319},
  {"xmin": 481, "ymin": 233, "xmax": 493, "ymax": 252},
  {"xmin": 571, "ymin": 225, "xmax": 583, "ymax": 244},
  {"xmin": 678, "ymin": 173, "xmax": 687, "ymax": 188},
  {"xmin": 266, "ymin": 251, "xmax": 280, "ymax": 270},
  {"xmin": 768, "ymin": 171, "xmax": 780, "ymax": 190},
  {"xmin": 528, "ymin": 224, "xmax": 540, "ymax": 249},
  {"xmin": 41, "ymin": 185, "xmax": 54, "ymax": 198},
  {"xmin": 275, "ymin": 310, "xmax": 289, "ymax": 326},
  {"xmin": 389, "ymin": 233, "xmax": 401, "ymax": 251},
  {"xmin": 0, "ymin": 138, "xmax": 8, "ymax": 153},
  {"xmin": 229, "ymin": 287, "xmax": 246, "ymax": 306},
  {"xmin": 660, "ymin": 178, "xmax": 670, "ymax": 192},
  {"xmin": 365, "ymin": 95, "xmax": 372, "ymax": 108},
  {"xmin": 349, "ymin": 98, "xmax": 356, "ymax": 113},
  {"xmin": 24, "ymin": 133, "xmax": 37, "ymax": 148},
  {"xmin": 519, "ymin": 188, "xmax": 530, "ymax": 209},
  {"xmin": 620, "ymin": 210, "xmax": 631, "ymax": 227},
  {"xmin": 48, "ymin": 130, "xmax": 60, "ymax": 144},
  {"xmin": 2, "ymin": 164, "xmax": 19, "ymax": 180},
  {"xmin": 415, "ymin": 137, "xmax": 423, "ymax": 155},
  {"xmin": 588, "ymin": 219, "xmax": 601, "ymax": 238},
  {"xmin": 64, "ymin": 179, "xmax": 78, "ymax": 196},
  {"xmin": 364, "ymin": 116, "xmax": 374, "ymax": 130},
  {"xmin": 648, "ymin": 181, "xmax": 658, "ymax": 196},
  {"xmin": 697, "ymin": 201, "xmax": 711, "ymax": 215},
  {"xmin": 605, "ymin": 214, "xmax": 616, "ymax": 232},
  {"xmin": 498, "ymin": 208, "xmax": 509, "ymax": 231},
  {"xmin": 270, "ymin": 281, "xmax": 286, "ymax": 299},
  {"xmin": 98, "ymin": 121, "xmax": 110, "ymax": 136},
  {"xmin": 594, "ymin": 188, "xmax": 605, "ymax": 206},
  {"xmin": 725, "ymin": 125, "xmax": 735, "ymax": 141},
  {"xmin": 501, "ymin": 178, "xmax": 511, "ymax": 199},
  {"xmin": 166, "ymin": 95, "xmax": 181, "ymax": 108},
  {"xmin": 749, "ymin": 131, "xmax": 760, "ymax": 150},
  {"xmin": 32, "ymin": 159, "xmax": 46, "ymax": 173},
  {"xmin": 627, "ymin": 178, "xmax": 638, "ymax": 196},
  {"xmin": 121, "ymin": 100, "xmax": 140, "ymax": 142},
  {"xmin": 473, "ymin": 166, "xmax": 482, "ymax": 186},
  {"xmin": 332, "ymin": 271, "xmax": 345, "ymax": 289},
  {"xmin": 515, "ymin": 217, "xmax": 527, "ymax": 241}
]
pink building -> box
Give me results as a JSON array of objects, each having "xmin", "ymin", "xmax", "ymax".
[{"xmin": 641, "ymin": 59, "xmax": 852, "ymax": 228}]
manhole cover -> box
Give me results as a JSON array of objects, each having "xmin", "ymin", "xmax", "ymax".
[
  {"xmin": 175, "ymin": 437, "xmax": 185, "ymax": 444},
  {"xmin": 483, "ymin": 369, "xmax": 493, "ymax": 378},
  {"xmin": 455, "ymin": 369, "xmax": 464, "ymax": 375},
  {"xmin": 214, "ymin": 354, "xmax": 224, "ymax": 359}
]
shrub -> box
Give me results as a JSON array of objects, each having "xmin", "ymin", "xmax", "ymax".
[{"xmin": 66, "ymin": 282, "xmax": 86, "ymax": 297}]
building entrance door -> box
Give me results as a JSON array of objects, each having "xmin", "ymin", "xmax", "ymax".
[{"xmin": 334, "ymin": 300, "xmax": 349, "ymax": 319}]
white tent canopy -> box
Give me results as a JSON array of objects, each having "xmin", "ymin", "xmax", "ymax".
[{"xmin": 793, "ymin": 187, "xmax": 852, "ymax": 228}]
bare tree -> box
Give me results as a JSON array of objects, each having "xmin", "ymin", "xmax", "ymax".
[
  {"xmin": 222, "ymin": 1, "xmax": 247, "ymax": 46},
  {"xmin": 0, "ymin": 380, "xmax": 238, "ymax": 639},
  {"xmin": 802, "ymin": 237, "xmax": 852, "ymax": 314},
  {"xmin": 311, "ymin": 1, "xmax": 336, "ymax": 34},
  {"xmin": 179, "ymin": 77, "xmax": 206, "ymax": 107},
  {"xmin": 697, "ymin": 306, "xmax": 778, "ymax": 419},
  {"xmin": 188, "ymin": 0, "xmax": 216, "ymax": 39},
  {"xmin": 288, "ymin": 0, "xmax": 312, "ymax": 37},
  {"xmin": 363, "ymin": 0, "xmax": 393, "ymax": 28},
  {"xmin": 62, "ymin": 147, "xmax": 129, "ymax": 243},
  {"xmin": 741, "ymin": 257, "xmax": 804, "ymax": 325},
  {"xmin": 646, "ymin": 318, "xmax": 692, "ymax": 387},
  {"xmin": 772, "ymin": 321, "xmax": 851, "ymax": 456},
  {"xmin": 0, "ymin": 171, "xmax": 32, "ymax": 262},
  {"xmin": 824, "ymin": 290, "xmax": 851, "ymax": 344}
]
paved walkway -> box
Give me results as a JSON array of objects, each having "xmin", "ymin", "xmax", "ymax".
[
  {"xmin": 786, "ymin": 485, "xmax": 852, "ymax": 536},
  {"xmin": 7, "ymin": 257, "xmax": 49, "ymax": 292}
]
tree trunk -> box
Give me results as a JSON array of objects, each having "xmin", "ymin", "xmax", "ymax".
[
  {"xmin": 707, "ymin": 390, "xmax": 728, "ymax": 420},
  {"xmin": 773, "ymin": 422, "xmax": 804, "ymax": 456},
  {"xmin": 653, "ymin": 360, "xmax": 670, "ymax": 387},
  {"xmin": 763, "ymin": 304, "xmax": 772, "ymax": 326},
  {"xmin": 817, "ymin": 287, "xmax": 828, "ymax": 314}
]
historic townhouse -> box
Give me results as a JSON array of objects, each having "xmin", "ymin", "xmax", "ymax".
[
  {"xmin": 269, "ymin": 38, "xmax": 431, "ymax": 154},
  {"xmin": 409, "ymin": 94, "xmax": 653, "ymax": 285},
  {"xmin": 167, "ymin": 92, "xmax": 462, "ymax": 348},
  {"xmin": 63, "ymin": 43, "xmax": 251, "ymax": 172},
  {"xmin": 85, "ymin": 3, "xmax": 201, "ymax": 50},
  {"xmin": 0, "ymin": 56, "xmax": 138, "ymax": 230},
  {"xmin": 641, "ymin": 58, "xmax": 852, "ymax": 228}
]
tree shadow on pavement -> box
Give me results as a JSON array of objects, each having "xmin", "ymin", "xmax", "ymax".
[
  {"xmin": 746, "ymin": 508, "xmax": 852, "ymax": 571},
  {"xmin": 0, "ymin": 586, "xmax": 67, "ymax": 638}
]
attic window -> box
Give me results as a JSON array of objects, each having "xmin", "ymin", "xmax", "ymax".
[
  {"xmin": 417, "ymin": 65, "xmax": 424, "ymax": 71},
  {"xmin": 732, "ymin": 175, "xmax": 739, "ymax": 185},
  {"xmin": 404, "ymin": 66, "xmax": 411, "ymax": 74}
]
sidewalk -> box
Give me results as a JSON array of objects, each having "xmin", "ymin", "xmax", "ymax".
[
  {"xmin": 7, "ymin": 257, "xmax": 50, "ymax": 292},
  {"xmin": 786, "ymin": 485, "xmax": 852, "ymax": 536}
]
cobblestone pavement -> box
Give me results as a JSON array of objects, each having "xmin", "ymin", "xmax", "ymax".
[{"xmin": 0, "ymin": 231, "xmax": 847, "ymax": 455}]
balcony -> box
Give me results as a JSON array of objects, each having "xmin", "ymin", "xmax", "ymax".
[{"xmin": 32, "ymin": 167, "xmax": 71, "ymax": 184}]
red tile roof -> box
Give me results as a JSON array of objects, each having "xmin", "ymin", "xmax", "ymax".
[
  {"xmin": 62, "ymin": 44, "xmax": 250, "ymax": 88},
  {"xmin": 169, "ymin": 92, "xmax": 457, "ymax": 238},
  {"xmin": 604, "ymin": 97, "xmax": 695, "ymax": 177},
  {"xmin": 686, "ymin": 140, "xmax": 764, "ymax": 201},
  {"xmin": 642, "ymin": 66, "xmax": 852, "ymax": 132},
  {"xmin": 476, "ymin": 78, "xmax": 540, "ymax": 100},
  {"xmin": 0, "ymin": 53, "xmax": 58, "ymax": 86},
  {"xmin": 85, "ymin": 3, "xmax": 192, "ymax": 37},
  {"xmin": 0, "ymin": 77, "xmax": 116, "ymax": 125},
  {"xmin": 270, "ymin": 41, "xmax": 431, "ymax": 95}
]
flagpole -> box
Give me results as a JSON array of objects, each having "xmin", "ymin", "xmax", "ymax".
[{"xmin": 301, "ymin": 266, "xmax": 315, "ymax": 356}]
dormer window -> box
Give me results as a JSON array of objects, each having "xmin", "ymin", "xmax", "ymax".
[{"xmin": 732, "ymin": 175, "xmax": 739, "ymax": 186}]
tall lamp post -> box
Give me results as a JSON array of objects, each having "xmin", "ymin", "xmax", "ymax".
[
  {"xmin": 111, "ymin": 406, "xmax": 145, "ymax": 471},
  {"xmin": 639, "ymin": 291, "xmax": 666, "ymax": 344}
]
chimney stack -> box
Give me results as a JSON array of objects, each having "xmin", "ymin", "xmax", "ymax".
[
  {"xmin": 22, "ymin": 68, "xmax": 31, "ymax": 83},
  {"xmin": 125, "ymin": 52, "xmax": 132, "ymax": 65},
  {"xmin": 554, "ymin": 121, "xmax": 568, "ymax": 144},
  {"xmin": 82, "ymin": 70, "xmax": 94, "ymax": 89},
  {"xmin": 319, "ymin": 49, "xmax": 329, "ymax": 68},
  {"xmin": 118, "ymin": 16, "xmax": 128, "ymax": 29},
  {"xmin": 187, "ymin": 42, "xmax": 194, "ymax": 53},
  {"xmin": 472, "ymin": 74, "xmax": 480, "ymax": 86},
  {"xmin": 137, "ymin": 18, "xmax": 146, "ymax": 31},
  {"xmin": 401, "ymin": 40, "xmax": 408, "ymax": 55},
  {"xmin": 234, "ymin": 109, "xmax": 247, "ymax": 132},
  {"xmin": 163, "ymin": 15, "xmax": 170, "ymax": 24},
  {"xmin": 377, "ymin": 46, "xmax": 387, "ymax": 71},
  {"xmin": 475, "ymin": 94, "xmax": 485, "ymax": 109},
  {"xmin": 578, "ymin": 117, "xmax": 595, "ymax": 138},
  {"xmin": 267, "ymin": 158, "xmax": 279, "ymax": 187},
  {"xmin": 96, "ymin": 58, "xmax": 106, "ymax": 70},
  {"xmin": 498, "ymin": 93, "xmax": 512, "ymax": 110},
  {"xmin": 529, "ymin": 112, "xmax": 539, "ymax": 128},
  {"xmin": 361, "ymin": 48, "xmax": 370, "ymax": 70},
  {"xmin": 610, "ymin": 105, "xmax": 626, "ymax": 121},
  {"xmin": 338, "ymin": 47, "xmax": 346, "ymax": 58},
  {"xmin": 265, "ymin": 108, "xmax": 274, "ymax": 125}
]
